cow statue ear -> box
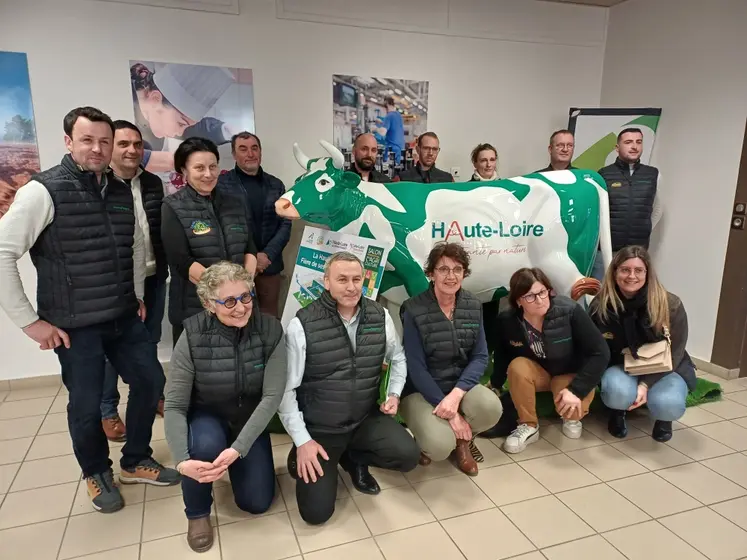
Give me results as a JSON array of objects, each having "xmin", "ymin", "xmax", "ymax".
[{"xmin": 340, "ymin": 171, "xmax": 363, "ymax": 190}]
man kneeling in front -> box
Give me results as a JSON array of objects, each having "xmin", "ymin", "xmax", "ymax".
[{"xmin": 279, "ymin": 251, "xmax": 420, "ymax": 525}]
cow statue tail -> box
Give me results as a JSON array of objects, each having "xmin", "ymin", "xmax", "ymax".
[{"xmin": 570, "ymin": 277, "xmax": 601, "ymax": 301}]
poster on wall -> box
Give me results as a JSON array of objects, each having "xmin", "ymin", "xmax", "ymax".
[
  {"xmin": 0, "ymin": 51, "xmax": 40, "ymax": 219},
  {"xmin": 128, "ymin": 60, "xmax": 255, "ymax": 195},
  {"xmin": 568, "ymin": 107, "xmax": 662, "ymax": 171},
  {"xmin": 332, "ymin": 74, "xmax": 429, "ymax": 176},
  {"xmin": 280, "ymin": 225, "xmax": 393, "ymax": 328}
]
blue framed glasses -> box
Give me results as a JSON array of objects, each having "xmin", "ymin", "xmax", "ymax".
[{"xmin": 215, "ymin": 291, "xmax": 254, "ymax": 309}]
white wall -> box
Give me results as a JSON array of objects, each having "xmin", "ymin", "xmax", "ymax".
[
  {"xmin": 601, "ymin": 0, "xmax": 747, "ymax": 361},
  {"xmin": 0, "ymin": 0, "xmax": 606, "ymax": 378}
]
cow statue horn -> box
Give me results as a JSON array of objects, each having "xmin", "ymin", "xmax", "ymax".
[
  {"xmin": 293, "ymin": 143, "xmax": 311, "ymax": 169},
  {"xmin": 320, "ymin": 140, "xmax": 345, "ymax": 170}
]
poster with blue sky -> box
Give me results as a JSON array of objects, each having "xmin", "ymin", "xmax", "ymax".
[{"xmin": 0, "ymin": 51, "xmax": 39, "ymax": 219}]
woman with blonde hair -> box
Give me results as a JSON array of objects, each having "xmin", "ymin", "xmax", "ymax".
[{"xmin": 590, "ymin": 246, "xmax": 696, "ymax": 442}]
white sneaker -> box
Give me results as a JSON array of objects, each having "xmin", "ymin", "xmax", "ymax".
[
  {"xmin": 503, "ymin": 424, "xmax": 540, "ymax": 454},
  {"xmin": 562, "ymin": 419, "xmax": 583, "ymax": 439}
]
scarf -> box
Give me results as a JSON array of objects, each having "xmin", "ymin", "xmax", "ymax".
[
  {"xmin": 472, "ymin": 170, "xmax": 498, "ymax": 181},
  {"xmin": 616, "ymin": 286, "xmax": 655, "ymax": 359}
]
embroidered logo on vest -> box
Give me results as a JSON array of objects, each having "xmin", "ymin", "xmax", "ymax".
[
  {"xmin": 610, "ymin": 182, "xmax": 622, "ymax": 188},
  {"xmin": 362, "ymin": 326, "xmax": 383, "ymax": 333},
  {"xmin": 510, "ymin": 340, "xmax": 524, "ymax": 347},
  {"xmin": 462, "ymin": 322, "xmax": 480, "ymax": 328},
  {"xmin": 112, "ymin": 205, "xmax": 132, "ymax": 212},
  {"xmin": 602, "ymin": 332, "xmax": 614, "ymax": 340},
  {"xmin": 191, "ymin": 220, "xmax": 212, "ymax": 235}
]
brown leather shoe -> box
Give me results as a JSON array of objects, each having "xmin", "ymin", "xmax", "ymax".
[
  {"xmin": 187, "ymin": 516, "xmax": 214, "ymax": 553},
  {"xmin": 102, "ymin": 415, "xmax": 126, "ymax": 442},
  {"xmin": 452, "ymin": 439, "xmax": 479, "ymax": 476},
  {"xmin": 156, "ymin": 398, "xmax": 165, "ymax": 417},
  {"xmin": 418, "ymin": 452, "xmax": 431, "ymax": 466}
]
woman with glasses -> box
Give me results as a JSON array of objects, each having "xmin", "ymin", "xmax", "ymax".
[
  {"xmin": 590, "ymin": 246, "xmax": 696, "ymax": 442},
  {"xmin": 496, "ymin": 268, "xmax": 609, "ymax": 454},
  {"xmin": 164, "ymin": 261, "xmax": 286, "ymax": 552},
  {"xmin": 399, "ymin": 242, "xmax": 503, "ymax": 476},
  {"xmin": 162, "ymin": 137, "xmax": 257, "ymax": 347}
]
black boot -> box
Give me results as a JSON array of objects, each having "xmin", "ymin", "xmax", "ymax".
[
  {"xmin": 652, "ymin": 420, "xmax": 673, "ymax": 442},
  {"xmin": 344, "ymin": 463, "xmax": 380, "ymax": 495},
  {"xmin": 608, "ymin": 410, "xmax": 628, "ymax": 438}
]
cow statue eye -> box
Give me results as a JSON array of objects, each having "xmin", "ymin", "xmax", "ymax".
[{"xmin": 315, "ymin": 174, "xmax": 335, "ymax": 193}]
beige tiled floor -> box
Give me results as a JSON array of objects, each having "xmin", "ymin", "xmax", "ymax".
[{"xmin": 2, "ymin": 379, "xmax": 747, "ymax": 559}]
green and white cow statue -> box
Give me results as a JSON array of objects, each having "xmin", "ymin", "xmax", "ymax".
[{"xmin": 276, "ymin": 140, "xmax": 613, "ymax": 306}]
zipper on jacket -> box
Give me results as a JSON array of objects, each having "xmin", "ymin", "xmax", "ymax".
[
  {"xmin": 234, "ymin": 329, "xmax": 243, "ymax": 409},
  {"xmin": 97, "ymin": 178, "xmax": 126, "ymax": 300},
  {"xmin": 66, "ymin": 273, "xmax": 75, "ymax": 318},
  {"xmin": 208, "ymin": 195, "xmax": 230, "ymax": 260}
]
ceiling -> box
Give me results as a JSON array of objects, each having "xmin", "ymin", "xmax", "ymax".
[{"xmin": 539, "ymin": 0, "xmax": 630, "ymax": 6}]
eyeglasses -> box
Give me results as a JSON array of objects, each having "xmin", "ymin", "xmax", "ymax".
[
  {"xmin": 435, "ymin": 265, "xmax": 464, "ymax": 277},
  {"xmin": 521, "ymin": 289, "xmax": 549, "ymax": 303},
  {"xmin": 215, "ymin": 292, "xmax": 254, "ymax": 309},
  {"xmin": 618, "ymin": 267, "xmax": 647, "ymax": 277}
]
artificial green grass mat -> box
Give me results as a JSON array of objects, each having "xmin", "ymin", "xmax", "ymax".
[{"xmin": 266, "ymin": 362, "xmax": 723, "ymax": 434}]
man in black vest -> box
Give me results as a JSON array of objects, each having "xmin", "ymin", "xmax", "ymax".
[
  {"xmin": 395, "ymin": 132, "xmax": 454, "ymax": 183},
  {"xmin": 279, "ymin": 252, "xmax": 419, "ymax": 525},
  {"xmin": 100, "ymin": 120, "xmax": 168, "ymax": 442},
  {"xmin": 350, "ymin": 133, "xmax": 389, "ymax": 183},
  {"xmin": 535, "ymin": 129, "xmax": 578, "ymax": 173},
  {"xmin": 0, "ymin": 107, "xmax": 179, "ymax": 514},
  {"xmin": 598, "ymin": 127, "xmax": 664, "ymax": 252},
  {"xmin": 217, "ymin": 132, "xmax": 290, "ymax": 318}
]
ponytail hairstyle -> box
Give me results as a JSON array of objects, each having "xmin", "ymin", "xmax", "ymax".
[{"xmin": 593, "ymin": 245, "xmax": 670, "ymax": 333}]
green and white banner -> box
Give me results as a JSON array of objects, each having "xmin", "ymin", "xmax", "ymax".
[
  {"xmin": 568, "ymin": 108, "xmax": 662, "ymax": 171},
  {"xmin": 280, "ymin": 226, "xmax": 393, "ymax": 328}
]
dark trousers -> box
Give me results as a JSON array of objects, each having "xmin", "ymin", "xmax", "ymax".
[
  {"xmin": 254, "ymin": 273, "xmax": 283, "ymax": 318},
  {"xmin": 293, "ymin": 411, "xmax": 420, "ymax": 525},
  {"xmin": 182, "ymin": 411, "xmax": 275, "ymax": 519},
  {"xmin": 101, "ymin": 274, "xmax": 167, "ymax": 418},
  {"xmin": 55, "ymin": 314, "xmax": 165, "ymax": 477}
]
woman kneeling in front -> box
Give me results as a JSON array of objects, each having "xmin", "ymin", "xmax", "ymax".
[
  {"xmin": 497, "ymin": 268, "xmax": 609, "ymax": 454},
  {"xmin": 164, "ymin": 262, "xmax": 286, "ymax": 552},
  {"xmin": 590, "ymin": 246, "xmax": 696, "ymax": 442},
  {"xmin": 400, "ymin": 242, "xmax": 503, "ymax": 476}
]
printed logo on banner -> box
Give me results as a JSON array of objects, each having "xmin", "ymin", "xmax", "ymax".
[
  {"xmin": 431, "ymin": 220, "xmax": 544, "ymax": 241},
  {"xmin": 363, "ymin": 246, "xmax": 385, "ymax": 269}
]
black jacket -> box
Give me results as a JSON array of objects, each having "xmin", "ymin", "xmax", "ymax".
[
  {"xmin": 598, "ymin": 158, "xmax": 658, "ymax": 251},
  {"xmin": 400, "ymin": 287, "xmax": 482, "ymax": 395},
  {"xmin": 396, "ymin": 163, "xmax": 454, "ymax": 184},
  {"xmin": 217, "ymin": 167, "xmax": 291, "ymax": 276},
  {"xmin": 134, "ymin": 168, "xmax": 168, "ymax": 280},
  {"xmin": 493, "ymin": 296, "xmax": 609, "ymax": 398},
  {"xmin": 30, "ymin": 154, "xmax": 138, "ymax": 329},
  {"xmin": 590, "ymin": 291, "xmax": 697, "ymax": 391},
  {"xmin": 161, "ymin": 184, "xmax": 257, "ymax": 326},
  {"xmin": 350, "ymin": 166, "xmax": 390, "ymax": 184},
  {"xmin": 184, "ymin": 309, "xmax": 283, "ymax": 437},
  {"xmin": 296, "ymin": 291, "xmax": 387, "ymax": 435}
]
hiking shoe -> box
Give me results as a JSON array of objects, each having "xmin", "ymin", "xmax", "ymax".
[
  {"xmin": 102, "ymin": 415, "xmax": 126, "ymax": 442},
  {"xmin": 503, "ymin": 424, "xmax": 539, "ymax": 454},
  {"xmin": 562, "ymin": 419, "xmax": 583, "ymax": 440},
  {"xmin": 119, "ymin": 457, "xmax": 181, "ymax": 486},
  {"xmin": 86, "ymin": 469, "xmax": 124, "ymax": 513},
  {"xmin": 652, "ymin": 420, "xmax": 673, "ymax": 442}
]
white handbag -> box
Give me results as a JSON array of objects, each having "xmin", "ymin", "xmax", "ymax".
[{"xmin": 622, "ymin": 326, "xmax": 672, "ymax": 375}]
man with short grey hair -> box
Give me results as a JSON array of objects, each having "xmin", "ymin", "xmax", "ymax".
[{"xmin": 279, "ymin": 251, "xmax": 419, "ymax": 525}]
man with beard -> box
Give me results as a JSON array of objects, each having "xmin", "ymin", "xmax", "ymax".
[
  {"xmin": 395, "ymin": 132, "xmax": 454, "ymax": 183},
  {"xmin": 598, "ymin": 128, "xmax": 663, "ymax": 252},
  {"xmin": 350, "ymin": 133, "xmax": 389, "ymax": 183}
]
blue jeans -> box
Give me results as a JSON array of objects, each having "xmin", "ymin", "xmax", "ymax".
[
  {"xmin": 55, "ymin": 314, "xmax": 165, "ymax": 477},
  {"xmin": 600, "ymin": 365, "xmax": 688, "ymax": 421},
  {"xmin": 182, "ymin": 411, "xmax": 275, "ymax": 519},
  {"xmin": 101, "ymin": 274, "xmax": 167, "ymax": 419}
]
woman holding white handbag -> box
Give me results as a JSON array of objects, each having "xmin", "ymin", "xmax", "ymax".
[{"xmin": 590, "ymin": 246, "xmax": 696, "ymax": 442}]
